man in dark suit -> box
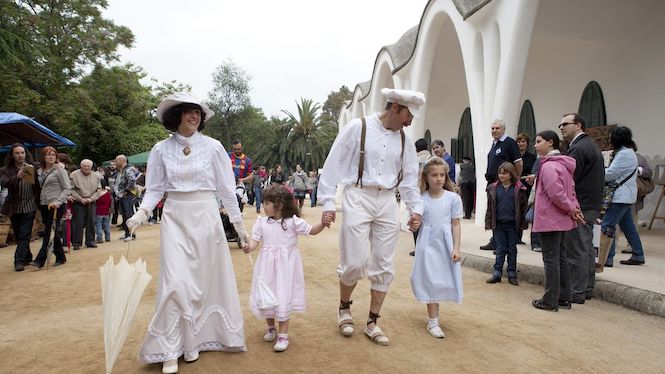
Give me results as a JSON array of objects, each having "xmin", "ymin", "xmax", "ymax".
[{"xmin": 560, "ymin": 113, "xmax": 605, "ymax": 303}]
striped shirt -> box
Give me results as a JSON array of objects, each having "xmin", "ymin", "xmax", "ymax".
[{"xmin": 16, "ymin": 180, "xmax": 37, "ymax": 214}]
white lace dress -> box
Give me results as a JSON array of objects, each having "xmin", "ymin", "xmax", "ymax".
[{"xmin": 137, "ymin": 131, "xmax": 246, "ymax": 363}]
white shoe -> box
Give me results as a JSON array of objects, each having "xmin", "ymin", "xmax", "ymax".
[
  {"xmin": 427, "ymin": 324, "xmax": 445, "ymax": 339},
  {"xmin": 184, "ymin": 350, "xmax": 199, "ymax": 362},
  {"xmin": 162, "ymin": 359, "xmax": 178, "ymax": 373},
  {"xmin": 338, "ymin": 309, "xmax": 354, "ymax": 337},
  {"xmin": 123, "ymin": 236, "xmax": 134, "ymax": 242},
  {"xmin": 263, "ymin": 327, "xmax": 277, "ymax": 342},
  {"xmin": 273, "ymin": 335, "xmax": 289, "ymax": 352}
]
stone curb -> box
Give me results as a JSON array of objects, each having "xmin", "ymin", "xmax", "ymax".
[{"xmin": 460, "ymin": 253, "xmax": 665, "ymax": 318}]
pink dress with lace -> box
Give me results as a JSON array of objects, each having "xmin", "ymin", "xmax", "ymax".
[{"xmin": 250, "ymin": 215, "xmax": 311, "ymax": 321}]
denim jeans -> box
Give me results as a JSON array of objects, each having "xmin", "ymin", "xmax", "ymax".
[
  {"xmin": 118, "ymin": 195, "xmax": 136, "ymax": 237},
  {"xmin": 602, "ymin": 203, "xmax": 645, "ymax": 262},
  {"xmin": 95, "ymin": 215, "xmax": 110, "ymax": 241},
  {"xmin": 492, "ymin": 225, "xmax": 519, "ymax": 278},
  {"xmin": 253, "ymin": 186, "xmax": 262, "ymax": 212}
]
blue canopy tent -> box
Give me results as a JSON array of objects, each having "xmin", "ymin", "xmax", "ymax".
[{"xmin": 0, "ymin": 112, "xmax": 76, "ymax": 152}]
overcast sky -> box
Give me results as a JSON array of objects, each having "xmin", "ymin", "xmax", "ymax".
[{"xmin": 103, "ymin": 0, "xmax": 429, "ymax": 118}]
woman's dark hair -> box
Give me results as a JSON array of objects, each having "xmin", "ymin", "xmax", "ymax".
[
  {"xmin": 536, "ymin": 130, "xmax": 560, "ymax": 150},
  {"xmin": 609, "ymin": 126, "xmax": 635, "ymax": 150},
  {"xmin": 262, "ymin": 184, "xmax": 300, "ymax": 229},
  {"xmin": 161, "ymin": 103, "xmax": 207, "ymax": 132},
  {"xmin": 4, "ymin": 143, "xmax": 34, "ymax": 168}
]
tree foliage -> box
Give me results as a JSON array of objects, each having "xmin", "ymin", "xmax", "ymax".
[
  {"xmin": 280, "ymin": 98, "xmax": 338, "ymax": 173},
  {"xmin": 321, "ymin": 85, "xmax": 353, "ymax": 125},
  {"xmin": 206, "ymin": 58, "xmax": 252, "ymax": 145}
]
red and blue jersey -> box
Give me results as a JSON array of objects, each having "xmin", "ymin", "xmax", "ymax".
[{"xmin": 229, "ymin": 152, "xmax": 253, "ymax": 180}]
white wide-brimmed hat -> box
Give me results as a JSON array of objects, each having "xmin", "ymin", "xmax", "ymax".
[
  {"xmin": 381, "ymin": 88, "xmax": 426, "ymax": 118},
  {"xmin": 156, "ymin": 92, "xmax": 215, "ymax": 122}
]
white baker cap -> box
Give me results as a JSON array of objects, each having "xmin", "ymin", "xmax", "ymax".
[
  {"xmin": 156, "ymin": 92, "xmax": 215, "ymax": 122},
  {"xmin": 381, "ymin": 88, "xmax": 426, "ymax": 118}
]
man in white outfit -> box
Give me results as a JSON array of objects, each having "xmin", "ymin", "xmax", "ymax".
[{"xmin": 318, "ymin": 88, "xmax": 425, "ymax": 345}]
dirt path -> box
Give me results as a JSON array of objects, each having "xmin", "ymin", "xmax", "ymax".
[{"xmin": 1, "ymin": 207, "xmax": 664, "ymax": 373}]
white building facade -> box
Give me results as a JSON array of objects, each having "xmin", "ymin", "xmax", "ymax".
[{"xmin": 339, "ymin": 0, "xmax": 665, "ymax": 227}]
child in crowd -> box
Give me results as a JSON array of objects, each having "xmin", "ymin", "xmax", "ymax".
[
  {"xmin": 95, "ymin": 181, "xmax": 112, "ymax": 243},
  {"xmin": 410, "ymin": 157, "xmax": 463, "ymax": 339},
  {"xmin": 244, "ymin": 184, "xmax": 328, "ymax": 352},
  {"xmin": 485, "ymin": 162, "xmax": 528, "ymax": 286}
]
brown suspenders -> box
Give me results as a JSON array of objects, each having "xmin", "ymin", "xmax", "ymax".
[{"xmin": 355, "ymin": 117, "xmax": 405, "ymax": 189}]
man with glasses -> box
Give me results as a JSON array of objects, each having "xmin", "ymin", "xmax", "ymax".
[
  {"xmin": 559, "ymin": 113, "xmax": 604, "ymax": 303},
  {"xmin": 480, "ymin": 119, "xmax": 522, "ymax": 250},
  {"xmin": 318, "ymin": 88, "xmax": 425, "ymax": 346}
]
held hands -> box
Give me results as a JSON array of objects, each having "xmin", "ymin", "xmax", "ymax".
[
  {"xmin": 126, "ymin": 209, "xmax": 149, "ymax": 229},
  {"xmin": 524, "ymin": 174, "xmax": 536, "ymax": 186},
  {"xmin": 321, "ymin": 211, "xmax": 336, "ymax": 228},
  {"xmin": 407, "ymin": 213, "xmax": 422, "ymax": 232}
]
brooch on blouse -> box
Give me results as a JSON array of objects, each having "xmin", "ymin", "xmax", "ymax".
[{"xmin": 183, "ymin": 146, "xmax": 191, "ymax": 156}]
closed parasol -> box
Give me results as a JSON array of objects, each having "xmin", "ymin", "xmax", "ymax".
[{"xmin": 99, "ymin": 256, "xmax": 152, "ymax": 373}]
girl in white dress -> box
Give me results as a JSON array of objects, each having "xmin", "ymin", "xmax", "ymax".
[
  {"xmin": 410, "ymin": 157, "xmax": 463, "ymax": 339},
  {"xmin": 127, "ymin": 93, "xmax": 250, "ymax": 374},
  {"xmin": 244, "ymin": 184, "xmax": 328, "ymax": 352}
]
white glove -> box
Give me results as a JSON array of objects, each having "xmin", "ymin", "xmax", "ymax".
[
  {"xmin": 232, "ymin": 220, "xmax": 249, "ymax": 247},
  {"xmin": 126, "ymin": 209, "xmax": 149, "ymax": 230}
]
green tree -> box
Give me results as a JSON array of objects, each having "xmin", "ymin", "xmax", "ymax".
[
  {"xmin": 321, "ymin": 85, "xmax": 353, "ymax": 125},
  {"xmin": 77, "ymin": 64, "xmax": 167, "ymax": 163},
  {"xmin": 0, "ymin": 0, "xmax": 133, "ymax": 131},
  {"xmin": 206, "ymin": 58, "xmax": 251, "ymax": 145},
  {"xmin": 281, "ymin": 98, "xmax": 337, "ymax": 173}
]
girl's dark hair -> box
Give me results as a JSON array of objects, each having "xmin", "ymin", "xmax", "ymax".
[
  {"xmin": 4, "ymin": 143, "xmax": 34, "ymax": 168},
  {"xmin": 161, "ymin": 103, "xmax": 207, "ymax": 132},
  {"xmin": 536, "ymin": 130, "xmax": 560, "ymax": 150},
  {"xmin": 262, "ymin": 184, "xmax": 300, "ymax": 229},
  {"xmin": 609, "ymin": 126, "xmax": 635, "ymax": 150}
]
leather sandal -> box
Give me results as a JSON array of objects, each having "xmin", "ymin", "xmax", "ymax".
[
  {"xmin": 364, "ymin": 312, "xmax": 389, "ymax": 345},
  {"xmin": 338, "ymin": 300, "xmax": 354, "ymax": 337}
]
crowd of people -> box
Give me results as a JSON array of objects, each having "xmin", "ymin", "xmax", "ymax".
[
  {"xmin": 0, "ymin": 89, "xmax": 656, "ymax": 373},
  {"xmin": 478, "ymin": 116, "xmax": 650, "ymax": 311}
]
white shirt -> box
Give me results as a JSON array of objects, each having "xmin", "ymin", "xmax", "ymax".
[
  {"xmin": 318, "ymin": 113, "xmax": 424, "ymax": 214},
  {"xmin": 139, "ymin": 131, "xmax": 242, "ymax": 223}
]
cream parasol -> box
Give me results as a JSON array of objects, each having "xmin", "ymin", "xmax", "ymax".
[{"xmin": 99, "ymin": 255, "xmax": 152, "ymax": 373}]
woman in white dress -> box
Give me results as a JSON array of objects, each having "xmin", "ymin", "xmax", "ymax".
[
  {"xmin": 127, "ymin": 92, "xmax": 250, "ymax": 374},
  {"xmin": 410, "ymin": 157, "xmax": 463, "ymax": 339}
]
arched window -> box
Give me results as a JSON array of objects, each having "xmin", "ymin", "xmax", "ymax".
[
  {"xmin": 517, "ymin": 100, "xmax": 536, "ymax": 153},
  {"xmin": 456, "ymin": 107, "xmax": 474, "ymax": 161},
  {"xmin": 578, "ymin": 81, "xmax": 607, "ymax": 127},
  {"xmin": 424, "ymin": 129, "xmax": 432, "ymax": 152}
]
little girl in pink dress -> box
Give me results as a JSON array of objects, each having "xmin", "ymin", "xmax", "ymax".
[{"xmin": 245, "ymin": 184, "xmax": 327, "ymax": 352}]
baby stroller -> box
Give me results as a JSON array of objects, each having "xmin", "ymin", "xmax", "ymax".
[{"xmin": 220, "ymin": 208, "xmax": 242, "ymax": 248}]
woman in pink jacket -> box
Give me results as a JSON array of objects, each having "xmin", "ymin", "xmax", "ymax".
[{"xmin": 532, "ymin": 130, "xmax": 584, "ymax": 311}]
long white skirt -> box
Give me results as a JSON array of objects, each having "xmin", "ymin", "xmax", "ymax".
[{"xmin": 138, "ymin": 191, "xmax": 246, "ymax": 364}]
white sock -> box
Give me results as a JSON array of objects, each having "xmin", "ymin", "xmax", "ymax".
[
  {"xmin": 278, "ymin": 333, "xmax": 288, "ymax": 340},
  {"xmin": 427, "ymin": 318, "xmax": 439, "ymax": 328}
]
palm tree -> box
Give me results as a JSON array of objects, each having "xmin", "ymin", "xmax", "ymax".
[{"xmin": 281, "ymin": 98, "xmax": 336, "ymax": 172}]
